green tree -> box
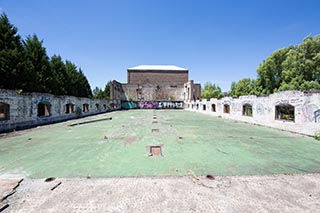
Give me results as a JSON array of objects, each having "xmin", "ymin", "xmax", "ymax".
[
  {"xmin": 256, "ymin": 47, "xmax": 291, "ymax": 94},
  {"xmin": 279, "ymin": 35, "xmax": 320, "ymax": 91},
  {"xmin": 0, "ymin": 13, "xmax": 25, "ymax": 90},
  {"xmin": 50, "ymin": 55, "xmax": 69, "ymax": 95},
  {"xmin": 92, "ymin": 81, "xmax": 110, "ymax": 99},
  {"xmin": 201, "ymin": 82, "xmax": 224, "ymax": 99},
  {"xmin": 229, "ymin": 78, "xmax": 257, "ymax": 97},
  {"xmin": 23, "ymin": 34, "xmax": 54, "ymax": 93}
]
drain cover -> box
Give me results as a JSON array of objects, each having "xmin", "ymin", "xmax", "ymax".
[{"xmin": 146, "ymin": 144, "xmax": 163, "ymax": 157}]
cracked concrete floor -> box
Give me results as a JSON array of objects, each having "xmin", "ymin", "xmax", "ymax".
[{"xmin": 3, "ymin": 173, "xmax": 320, "ymax": 212}]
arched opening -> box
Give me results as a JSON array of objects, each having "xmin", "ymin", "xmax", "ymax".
[
  {"xmin": 211, "ymin": 104, "xmax": 216, "ymax": 112},
  {"xmin": 223, "ymin": 104, "xmax": 230, "ymax": 114},
  {"xmin": 37, "ymin": 102, "xmax": 51, "ymax": 117},
  {"xmin": 196, "ymin": 104, "xmax": 199, "ymax": 110},
  {"xmin": 95, "ymin": 103, "xmax": 100, "ymax": 111},
  {"xmin": 103, "ymin": 104, "xmax": 107, "ymax": 110},
  {"xmin": 242, "ymin": 104, "xmax": 253, "ymax": 117},
  {"xmin": 275, "ymin": 104, "xmax": 295, "ymax": 122},
  {"xmin": 82, "ymin": 103, "xmax": 89, "ymax": 113},
  {"xmin": 0, "ymin": 102, "xmax": 10, "ymax": 121},
  {"xmin": 65, "ymin": 103, "xmax": 74, "ymax": 114},
  {"xmin": 203, "ymin": 104, "xmax": 206, "ymax": 111}
]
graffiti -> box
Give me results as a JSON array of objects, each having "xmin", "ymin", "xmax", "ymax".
[
  {"xmin": 256, "ymin": 103, "xmax": 264, "ymax": 115},
  {"xmin": 314, "ymin": 109, "xmax": 320, "ymax": 123},
  {"xmin": 275, "ymin": 99, "xmax": 289, "ymax": 105},
  {"xmin": 139, "ymin": 101, "xmax": 158, "ymax": 109},
  {"xmin": 290, "ymin": 98, "xmax": 303, "ymax": 104},
  {"xmin": 121, "ymin": 101, "xmax": 184, "ymax": 109},
  {"xmin": 301, "ymin": 101, "xmax": 319, "ymax": 123}
]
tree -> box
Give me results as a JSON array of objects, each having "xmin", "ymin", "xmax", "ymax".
[
  {"xmin": 256, "ymin": 47, "xmax": 291, "ymax": 94},
  {"xmin": 23, "ymin": 34, "xmax": 54, "ymax": 93},
  {"xmin": 201, "ymin": 82, "xmax": 224, "ymax": 99},
  {"xmin": 229, "ymin": 78, "xmax": 257, "ymax": 97},
  {"xmin": 279, "ymin": 35, "xmax": 320, "ymax": 91},
  {"xmin": 50, "ymin": 55, "xmax": 69, "ymax": 95},
  {"xmin": 92, "ymin": 81, "xmax": 111, "ymax": 99},
  {"xmin": 0, "ymin": 13, "xmax": 25, "ymax": 90}
]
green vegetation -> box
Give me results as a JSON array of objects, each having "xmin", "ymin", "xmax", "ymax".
[
  {"xmin": 201, "ymin": 82, "xmax": 224, "ymax": 99},
  {"xmin": 92, "ymin": 81, "xmax": 111, "ymax": 99},
  {"xmin": 0, "ymin": 13, "xmax": 92, "ymax": 97},
  {"xmin": 230, "ymin": 35, "xmax": 320, "ymax": 97}
]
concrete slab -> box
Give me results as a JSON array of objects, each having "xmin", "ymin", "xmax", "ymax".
[{"xmin": 5, "ymin": 174, "xmax": 320, "ymax": 212}]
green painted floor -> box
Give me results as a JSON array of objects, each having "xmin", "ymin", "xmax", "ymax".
[{"xmin": 1, "ymin": 110, "xmax": 320, "ymax": 178}]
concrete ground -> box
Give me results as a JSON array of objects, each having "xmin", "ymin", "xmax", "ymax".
[
  {"xmin": 1, "ymin": 110, "xmax": 320, "ymax": 178},
  {"xmin": 2, "ymin": 173, "xmax": 320, "ymax": 212},
  {"xmin": 1, "ymin": 109, "xmax": 320, "ymax": 212}
]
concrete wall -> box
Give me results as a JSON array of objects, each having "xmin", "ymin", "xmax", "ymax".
[
  {"xmin": 0, "ymin": 89, "xmax": 121, "ymax": 133},
  {"xmin": 185, "ymin": 90, "xmax": 320, "ymax": 136},
  {"xmin": 120, "ymin": 83, "xmax": 185, "ymax": 101},
  {"xmin": 128, "ymin": 70, "xmax": 188, "ymax": 84}
]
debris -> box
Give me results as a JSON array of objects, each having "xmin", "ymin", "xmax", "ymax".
[
  {"xmin": 50, "ymin": 182, "xmax": 62, "ymax": 191},
  {"xmin": 104, "ymin": 136, "xmax": 108, "ymax": 139},
  {"xmin": 45, "ymin": 177, "xmax": 56, "ymax": 182},
  {"xmin": 69, "ymin": 117, "xmax": 112, "ymax": 127},
  {"xmin": 28, "ymin": 138, "xmax": 32, "ymax": 140},
  {"xmin": 179, "ymin": 136, "xmax": 183, "ymax": 139},
  {"xmin": 206, "ymin": 174, "xmax": 215, "ymax": 180}
]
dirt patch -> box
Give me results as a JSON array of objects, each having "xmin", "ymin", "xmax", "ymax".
[{"xmin": 115, "ymin": 136, "xmax": 141, "ymax": 145}]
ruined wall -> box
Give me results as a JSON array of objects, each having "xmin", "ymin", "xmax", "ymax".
[
  {"xmin": 120, "ymin": 83, "xmax": 185, "ymax": 101},
  {"xmin": 121, "ymin": 101, "xmax": 184, "ymax": 109},
  {"xmin": 128, "ymin": 70, "xmax": 188, "ymax": 84},
  {"xmin": 184, "ymin": 80, "xmax": 201, "ymax": 101},
  {"xmin": 185, "ymin": 90, "xmax": 320, "ymax": 136},
  {"xmin": 0, "ymin": 89, "xmax": 121, "ymax": 133}
]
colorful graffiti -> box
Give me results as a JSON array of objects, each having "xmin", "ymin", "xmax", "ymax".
[{"xmin": 121, "ymin": 101, "xmax": 184, "ymax": 109}]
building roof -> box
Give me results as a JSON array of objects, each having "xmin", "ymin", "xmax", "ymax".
[{"xmin": 127, "ymin": 65, "xmax": 188, "ymax": 71}]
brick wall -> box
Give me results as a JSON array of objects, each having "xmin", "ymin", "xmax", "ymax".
[{"xmin": 128, "ymin": 71, "xmax": 188, "ymax": 84}]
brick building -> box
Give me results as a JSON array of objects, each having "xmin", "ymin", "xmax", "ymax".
[{"xmin": 110, "ymin": 65, "xmax": 201, "ymax": 102}]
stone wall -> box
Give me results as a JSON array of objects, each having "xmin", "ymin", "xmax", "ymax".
[
  {"xmin": 120, "ymin": 83, "xmax": 185, "ymax": 101},
  {"xmin": 0, "ymin": 89, "xmax": 121, "ymax": 133},
  {"xmin": 185, "ymin": 90, "xmax": 320, "ymax": 136}
]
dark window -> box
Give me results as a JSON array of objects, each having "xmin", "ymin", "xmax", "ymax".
[
  {"xmin": 275, "ymin": 105, "xmax": 295, "ymax": 122},
  {"xmin": 37, "ymin": 102, "xmax": 51, "ymax": 117},
  {"xmin": 196, "ymin": 104, "xmax": 199, "ymax": 110},
  {"xmin": 224, "ymin": 104, "xmax": 230, "ymax": 114},
  {"xmin": 211, "ymin": 104, "xmax": 216, "ymax": 112},
  {"xmin": 82, "ymin": 103, "xmax": 89, "ymax": 113},
  {"xmin": 95, "ymin": 103, "xmax": 100, "ymax": 111},
  {"xmin": 242, "ymin": 104, "xmax": 253, "ymax": 117},
  {"xmin": 0, "ymin": 102, "xmax": 10, "ymax": 121},
  {"xmin": 203, "ymin": 104, "xmax": 206, "ymax": 111},
  {"xmin": 103, "ymin": 104, "xmax": 107, "ymax": 110},
  {"xmin": 65, "ymin": 103, "xmax": 74, "ymax": 114}
]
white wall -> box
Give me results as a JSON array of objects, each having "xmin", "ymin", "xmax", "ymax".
[{"xmin": 185, "ymin": 90, "xmax": 320, "ymax": 136}]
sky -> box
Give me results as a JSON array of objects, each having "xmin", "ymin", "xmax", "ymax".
[{"xmin": 1, "ymin": 0, "xmax": 320, "ymax": 92}]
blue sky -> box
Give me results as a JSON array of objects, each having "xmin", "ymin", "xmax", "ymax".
[{"xmin": 1, "ymin": 0, "xmax": 320, "ymax": 91}]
